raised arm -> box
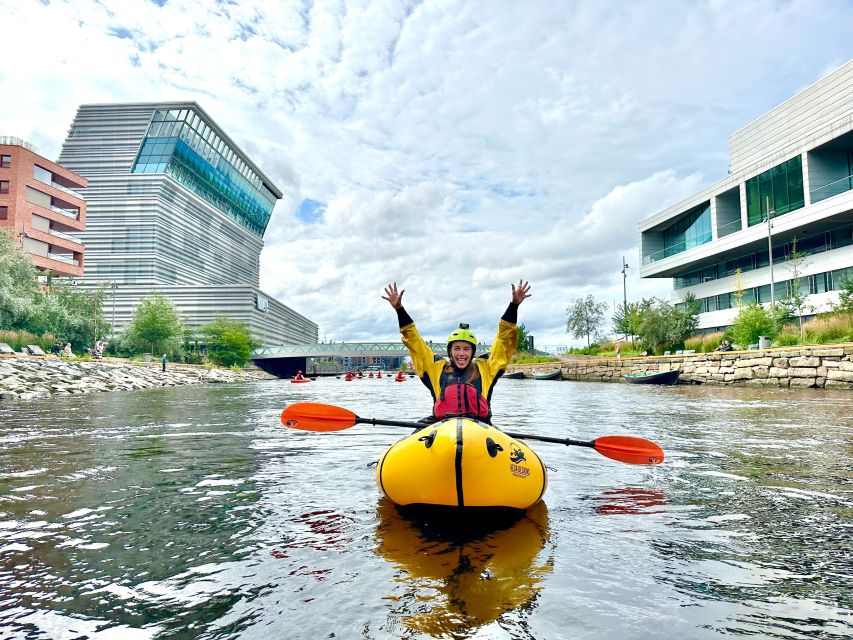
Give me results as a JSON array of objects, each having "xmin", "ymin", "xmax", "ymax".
[
  {"xmin": 490, "ymin": 280, "xmax": 532, "ymax": 369},
  {"xmin": 383, "ymin": 283, "xmax": 437, "ymax": 377},
  {"xmin": 382, "ymin": 282, "xmax": 405, "ymax": 310}
]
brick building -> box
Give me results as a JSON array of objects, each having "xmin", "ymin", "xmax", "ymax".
[{"xmin": 0, "ymin": 137, "xmax": 87, "ymax": 278}]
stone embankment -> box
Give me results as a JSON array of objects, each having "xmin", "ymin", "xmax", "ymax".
[
  {"xmin": 512, "ymin": 344, "xmax": 853, "ymax": 389},
  {"xmin": 0, "ymin": 356, "xmax": 274, "ymax": 401}
]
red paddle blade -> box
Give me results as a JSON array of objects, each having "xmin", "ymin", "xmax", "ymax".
[
  {"xmin": 280, "ymin": 403, "xmax": 358, "ymax": 432},
  {"xmin": 593, "ymin": 436, "xmax": 665, "ymax": 465}
]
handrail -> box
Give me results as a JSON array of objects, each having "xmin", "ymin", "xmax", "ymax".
[
  {"xmin": 47, "ymin": 253, "xmax": 79, "ymax": 266},
  {"xmin": 47, "ymin": 227, "xmax": 82, "ymax": 244},
  {"xmin": 810, "ymin": 173, "xmax": 853, "ymax": 203}
]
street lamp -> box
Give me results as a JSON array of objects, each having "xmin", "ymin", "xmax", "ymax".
[
  {"xmin": 111, "ymin": 282, "xmax": 118, "ymax": 337},
  {"xmin": 620, "ymin": 257, "xmax": 629, "ymax": 340},
  {"xmin": 765, "ymin": 197, "xmax": 776, "ymax": 328}
]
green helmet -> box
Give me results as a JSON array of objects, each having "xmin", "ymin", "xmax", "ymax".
[{"xmin": 447, "ymin": 323, "xmax": 477, "ymax": 351}]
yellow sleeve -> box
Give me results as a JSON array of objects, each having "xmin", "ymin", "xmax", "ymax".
[
  {"xmin": 400, "ymin": 322, "xmax": 444, "ymax": 379},
  {"xmin": 486, "ymin": 319, "xmax": 518, "ymax": 375}
]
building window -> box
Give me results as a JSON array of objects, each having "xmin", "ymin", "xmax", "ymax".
[
  {"xmin": 0, "ymin": 205, "xmax": 7, "ymax": 220},
  {"xmin": 33, "ymin": 165, "xmax": 53, "ymax": 184},
  {"xmin": 663, "ymin": 202, "xmax": 712, "ymax": 258},
  {"xmin": 746, "ymin": 155, "xmax": 805, "ymax": 226},
  {"xmin": 0, "ymin": 155, "xmax": 10, "ymax": 168},
  {"xmin": 0, "ymin": 180, "xmax": 9, "ymax": 194}
]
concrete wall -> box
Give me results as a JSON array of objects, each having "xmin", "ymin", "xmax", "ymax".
[{"xmin": 729, "ymin": 61, "xmax": 853, "ymax": 174}]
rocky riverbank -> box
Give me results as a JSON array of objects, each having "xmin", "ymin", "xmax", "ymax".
[{"xmin": 0, "ymin": 356, "xmax": 274, "ymax": 401}]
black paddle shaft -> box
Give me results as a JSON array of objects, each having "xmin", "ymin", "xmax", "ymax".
[{"xmin": 356, "ymin": 416, "xmax": 595, "ymax": 449}]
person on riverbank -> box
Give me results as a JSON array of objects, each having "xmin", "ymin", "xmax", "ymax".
[
  {"xmin": 382, "ymin": 280, "xmax": 531, "ymax": 424},
  {"xmin": 715, "ymin": 339, "xmax": 733, "ymax": 352},
  {"xmin": 161, "ymin": 353, "xmax": 167, "ymax": 372},
  {"xmin": 63, "ymin": 343, "xmax": 75, "ymax": 358}
]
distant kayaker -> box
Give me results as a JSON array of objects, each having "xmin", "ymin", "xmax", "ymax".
[
  {"xmin": 294, "ymin": 370, "xmax": 305, "ymax": 380},
  {"xmin": 382, "ymin": 280, "xmax": 531, "ymax": 423}
]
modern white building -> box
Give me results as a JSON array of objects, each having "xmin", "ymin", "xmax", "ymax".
[
  {"xmin": 57, "ymin": 102, "xmax": 317, "ymax": 345},
  {"xmin": 640, "ymin": 60, "xmax": 853, "ymax": 331}
]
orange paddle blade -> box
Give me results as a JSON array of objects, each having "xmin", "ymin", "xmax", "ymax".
[
  {"xmin": 593, "ymin": 436, "xmax": 665, "ymax": 465},
  {"xmin": 280, "ymin": 403, "xmax": 358, "ymax": 432}
]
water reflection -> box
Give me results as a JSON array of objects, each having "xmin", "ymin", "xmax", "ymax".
[
  {"xmin": 592, "ymin": 487, "xmax": 666, "ymax": 516},
  {"xmin": 374, "ymin": 499, "xmax": 553, "ymax": 637}
]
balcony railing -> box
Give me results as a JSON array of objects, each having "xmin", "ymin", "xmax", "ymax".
[
  {"xmin": 49, "ymin": 204, "xmax": 79, "ymax": 220},
  {"xmin": 47, "ymin": 253, "xmax": 80, "ymax": 266},
  {"xmin": 34, "ymin": 174, "xmax": 84, "ymax": 201},
  {"xmin": 47, "ymin": 227, "xmax": 82, "ymax": 244},
  {"xmin": 642, "ymin": 233, "xmax": 712, "ymax": 265},
  {"xmin": 810, "ymin": 174, "xmax": 853, "ymax": 204}
]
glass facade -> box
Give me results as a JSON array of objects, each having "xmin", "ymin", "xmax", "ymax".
[
  {"xmin": 663, "ymin": 202, "xmax": 712, "ymax": 258},
  {"xmin": 131, "ymin": 109, "xmax": 276, "ymax": 237},
  {"xmin": 674, "ymin": 222, "xmax": 853, "ymax": 289},
  {"xmin": 746, "ymin": 155, "xmax": 804, "ymax": 226}
]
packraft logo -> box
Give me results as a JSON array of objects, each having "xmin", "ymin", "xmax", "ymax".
[
  {"xmin": 510, "ymin": 462, "xmax": 530, "ymax": 478},
  {"xmin": 510, "ymin": 448, "xmax": 526, "ymax": 464}
]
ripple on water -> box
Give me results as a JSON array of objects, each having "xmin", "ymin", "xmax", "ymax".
[{"xmin": 0, "ymin": 379, "xmax": 850, "ymax": 638}]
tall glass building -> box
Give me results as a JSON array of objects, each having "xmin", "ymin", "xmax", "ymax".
[
  {"xmin": 640, "ymin": 60, "xmax": 853, "ymax": 331},
  {"xmin": 58, "ymin": 102, "xmax": 317, "ymax": 345}
]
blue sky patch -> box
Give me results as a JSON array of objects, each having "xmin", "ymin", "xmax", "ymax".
[{"xmin": 296, "ymin": 199, "xmax": 326, "ymax": 224}]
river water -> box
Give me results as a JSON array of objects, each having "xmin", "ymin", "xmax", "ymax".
[{"xmin": 0, "ymin": 377, "xmax": 850, "ymax": 639}]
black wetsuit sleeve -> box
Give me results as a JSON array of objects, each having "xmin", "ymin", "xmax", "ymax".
[
  {"xmin": 501, "ymin": 302, "xmax": 519, "ymax": 324},
  {"xmin": 396, "ymin": 306, "xmax": 414, "ymax": 328}
]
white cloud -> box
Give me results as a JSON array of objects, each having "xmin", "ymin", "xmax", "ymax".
[{"xmin": 2, "ymin": 0, "xmax": 851, "ymax": 347}]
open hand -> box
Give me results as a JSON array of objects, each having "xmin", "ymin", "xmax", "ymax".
[
  {"xmin": 382, "ymin": 282, "xmax": 405, "ymax": 309},
  {"xmin": 511, "ymin": 279, "xmax": 532, "ymax": 305}
]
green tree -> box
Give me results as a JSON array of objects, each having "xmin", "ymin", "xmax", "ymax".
[
  {"xmin": 516, "ymin": 322, "xmax": 532, "ymax": 352},
  {"xmin": 28, "ymin": 282, "xmax": 111, "ymax": 353},
  {"xmin": 613, "ymin": 301, "xmax": 642, "ymax": 344},
  {"xmin": 566, "ymin": 294, "xmax": 608, "ymax": 347},
  {"xmin": 835, "ymin": 273, "xmax": 853, "ymax": 313},
  {"xmin": 201, "ymin": 317, "xmax": 258, "ymax": 367},
  {"xmin": 0, "ymin": 228, "xmax": 38, "ymax": 330},
  {"xmin": 636, "ymin": 294, "xmax": 700, "ymax": 354},
  {"xmin": 728, "ymin": 302, "xmax": 775, "ymax": 347},
  {"xmin": 779, "ymin": 240, "xmax": 811, "ymax": 338},
  {"xmin": 124, "ymin": 292, "xmax": 184, "ymax": 355}
]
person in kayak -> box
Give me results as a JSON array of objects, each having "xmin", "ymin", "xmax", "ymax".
[{"xmin": 382, "ymin": 280, "xmax": 531, "ymax": 423}]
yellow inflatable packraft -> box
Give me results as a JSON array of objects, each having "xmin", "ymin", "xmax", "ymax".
[{"xmin": 375, "ymin": 417, "xmax": 548, "ymax": 509}]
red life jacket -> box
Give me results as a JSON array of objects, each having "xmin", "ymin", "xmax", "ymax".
[{"xmin": 432, "ymin": 368, "xmax": 491, "ymax": 421}]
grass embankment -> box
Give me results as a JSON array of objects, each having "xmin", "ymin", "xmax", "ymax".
[{"xmin": 510, "ymin": 354, "xmax": 560, "ymax": 364}]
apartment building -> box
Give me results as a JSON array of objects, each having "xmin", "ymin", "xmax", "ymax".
[{"xmin": 0, "ymin": 137, "xmax": 87, "ymax": 278}]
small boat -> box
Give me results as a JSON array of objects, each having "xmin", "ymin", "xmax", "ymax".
[
  {"xmin": 376, "ymin": 417, "xmax": 548, "ymax": 511},
  {"xmin": 623, "ymin": 369, "xmax": 680, "ymax": 385},
  {"xmin": 533, "ymin": 370, "xmax": 561, "ymax": 381},
  {"xmin": 504, "ymin": 371, "xmax": 526, "ymax": 380},
  {"xmin": 290, "ymin": 377, "xmax": 312, "ymax": 384}
]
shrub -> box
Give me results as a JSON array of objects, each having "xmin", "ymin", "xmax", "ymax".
[
  {"xmin": 684, "ymin": 331, "xmax": 725, "ymax": 353},
  {"xmin": 728, "ymin": 303, "xmax": 775, "ymax": 347},
  {"xmin": 774, "ymin": 326, "xmax": 800, "ymax": 346}
]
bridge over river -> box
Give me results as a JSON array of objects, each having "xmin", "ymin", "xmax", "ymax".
[
  {"xmin": 251, "ymin": 341, "xmax": 567, "ymax": 377},
  {"xmin": 251, "ymin": 342, "xmax": 449, "ymax": 377}
]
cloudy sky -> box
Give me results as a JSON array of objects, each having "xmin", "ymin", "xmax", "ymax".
[{"xmin": 2, "ymin": 0, "xmax": 851, "ymax": 347}]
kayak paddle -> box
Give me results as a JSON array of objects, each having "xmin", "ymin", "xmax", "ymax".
[{"xmin": 280, "ymin": 402, "xmax": 664, "ymax": 465}]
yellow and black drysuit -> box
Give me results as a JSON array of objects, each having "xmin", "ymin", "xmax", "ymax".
[{"xmin": 394, "ymin": 303, "xmax": 519, "ymax": 423}]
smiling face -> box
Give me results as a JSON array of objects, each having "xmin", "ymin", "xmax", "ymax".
[{"xmin": 449, "ymin": 341, "xmax": 474, "ymax": 369}]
